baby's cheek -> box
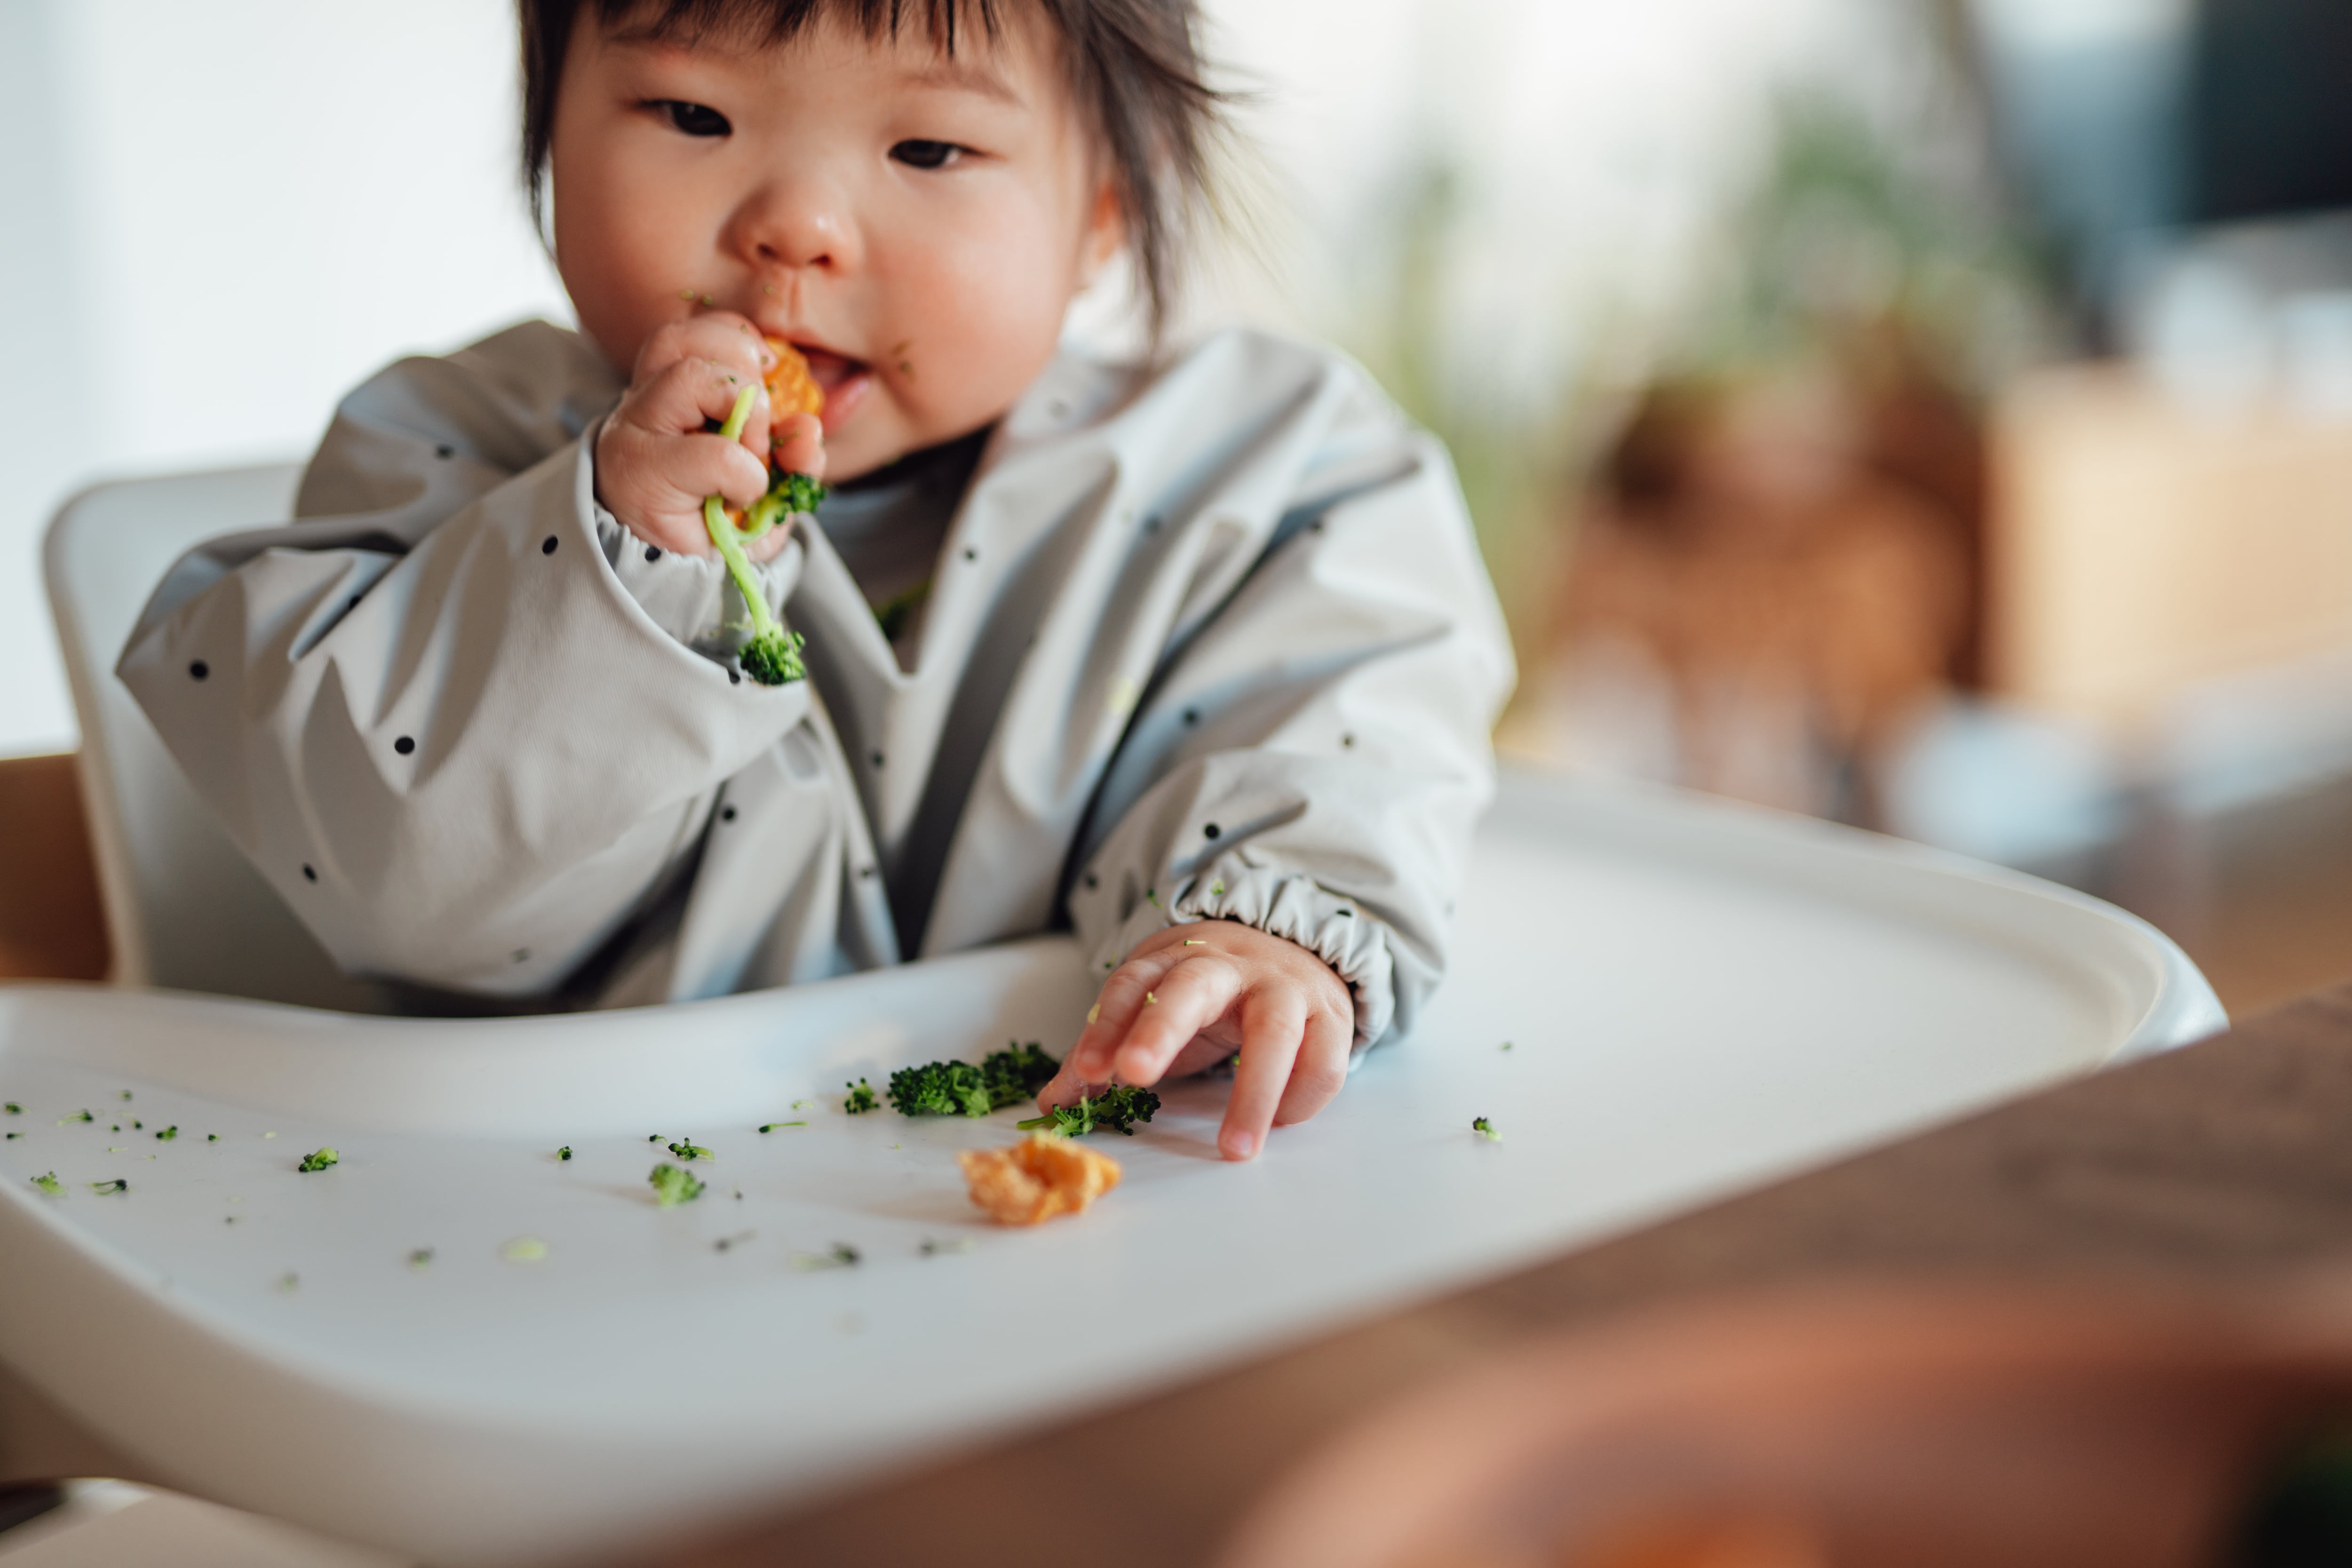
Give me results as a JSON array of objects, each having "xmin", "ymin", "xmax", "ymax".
[{"xmin": 882, "ymin": 219, "xmax": 1084, "ymax": 439}]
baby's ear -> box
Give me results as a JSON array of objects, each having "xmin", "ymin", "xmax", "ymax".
[{"xmin": 1078, "ymin": 176, "xmax": 1127, "ymax": 285}]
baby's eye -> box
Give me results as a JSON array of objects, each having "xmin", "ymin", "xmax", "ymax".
[
  {"xmin": 889, "ymin": 140, "xmax": 964, "ymax": 171},
  {"xmin": 656, "ymin": 100, "xmax": 731, "ymax": 138}
]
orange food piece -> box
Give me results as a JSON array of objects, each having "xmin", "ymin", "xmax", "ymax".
[
  {"xmin": 956, "ymin": 1134, "xmax": 1122, "ymax": 1226},
  {"xmin": 763, "ymin": 337, "xmax": 825, "ymax": 422}
]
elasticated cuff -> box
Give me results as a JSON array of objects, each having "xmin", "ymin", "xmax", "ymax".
[{"xmin": 582, "ymin": 426, "xmax": 803, "ymax": 670}]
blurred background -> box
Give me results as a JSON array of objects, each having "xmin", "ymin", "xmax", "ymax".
[{"xmin": 4, "ymin": 0, "xmax": 2352, "ymax": 1014}]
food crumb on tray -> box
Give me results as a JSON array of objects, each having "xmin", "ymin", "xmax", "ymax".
[{"xmin": 957, "ymin": 1133, "xmax": 1120, "ymax": 1226}]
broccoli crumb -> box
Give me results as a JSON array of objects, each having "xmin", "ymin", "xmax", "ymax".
[
  {"xmin": 792, "ymin": 1243, "xmax": 859, "ymax": 1271},
  {"xmin": 557, "ymin": 1146, "xmax": 572, "ymax": 1161},
  {"xmin": 408, "ymin": 1248, "xmax": 435, "ymax": 1270},
  {"xmin": 666, "ymin": 1139, "xmax": 713, "ymax": 1162},
  {"xmin": 119, "ymin": 1091, "xmax": 132, "ymax": 1101},
  {"xmin": 2, "ymin": 1102, "xmax": 18, "ymax": 1114},
  {"xmin": 1472, "ymin": 1116, "xmax": 1502, "ymax": 1143},
  {"xmin": 919, "ymin": 1237, "xmax": 975, "ymax": 1256},
  {"xmin": 759, "ymin": 1121, "xmax": 807, "ymax": 1132},
  {"xmin": 31, "ymin": 1172, "xmax": 62, "ymax": 1196},
  {"xmin": 791, "ymin": 1099, "xmax": 810, "ymax": 1110},
  {"xmin": 1017, "ymin": 1085, "xmax": 1161, "ymax": 1138},
  {"xmin": 843, "ymin": 1079, "xmax": 878, "ymax": 1114},
  {"xmin": 4, "ymin": 1133, "xmax": 17, "ymax": 1140},
  {"xmin": 1499, "ymin": 1041, "xmax": 1514, "ymax": 1052},
  {"xmin": 133, "ymin": 1120, "xmax": 143, "ymax": 1129},
  {"xmin": 648, "ymin": 1162, "xmax": 705, "ymax": 1208},
  {"xmin": 156, "ymin": 1125, "xmax": 177, "ymax": 1141},
  {"xmin": 277, "ymin": 1272, "xmax": 299, "ymax": 1293},
  {"xmin": 89, "ymin": 1178, "xmax": 128, "ymax": 1194},
  {"xmin": 501, "ymin": 1237, "xmax": 549, "ymax": 1263},
  {"xmin": 713, "ymin": 1230, "xmax": 756, "ymax": 1253},
  {"xmin": 297, "ymin": 1147, "xmax": 339, "ymax": 1173},
  {"xmin": 68, "ymin": 1110, "xmax": 90, "ymax": 1123},
  {"xmin": 207, "ymin": 1134, "xmax": 219, "ymax": 1142}
]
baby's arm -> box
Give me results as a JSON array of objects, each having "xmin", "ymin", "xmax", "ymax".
[
  {"xmin": 1049, "ymin": 341, "xmax": 1517, "ymax": 1157},
  {"xmin": 116, "ymin": 324, "xmax": 825, "ymax": 999}
]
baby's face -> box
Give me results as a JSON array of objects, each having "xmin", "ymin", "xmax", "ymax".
[{"xmin": 550, "ymin": 6, "xmax": 1120, "ymax": 480}]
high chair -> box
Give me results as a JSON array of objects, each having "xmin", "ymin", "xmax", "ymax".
[{"xmin": 3, "ymin": 462, "xmax": 2228, "ymax": 1566}]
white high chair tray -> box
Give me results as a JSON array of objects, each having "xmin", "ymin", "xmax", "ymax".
[{"xmin": 0, "ymin": 769, "xmax": 2221, "ymax": 1567}]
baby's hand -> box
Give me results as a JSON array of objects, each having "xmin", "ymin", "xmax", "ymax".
[
  {"xmin": 593, "ymin": 312, "xmax": 825, "ymax": 562},
  {"xmin": 1039, "ymin": 921, "xmax": 1354, "ymax": 1162}
]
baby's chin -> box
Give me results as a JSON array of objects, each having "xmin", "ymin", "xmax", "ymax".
[{"xmin": 821, "ymin": 405, "xmax": 1001, "ymax": 483}]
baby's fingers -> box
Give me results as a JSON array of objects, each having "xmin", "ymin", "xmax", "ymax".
[
  {"xmin": 1062, "ymin": 951, "xmax": 1181, "ymax": 1086},
  {"xmin": 1273, "ymin": 1005, "xmax": 1352, "ymax": 1128},
  {"xmin": 1220, "ymin": 992, "xmax": 1307, "ymax": 1162},
  {"xmin": 624, "ymin": 356, "xmax": 769, "ymax": 440},
  {"xmin": 770, "ymin": 412, "xmax": 825, "ymax": 482},
  {"xmin": 1111, "ymin": 955, "xmax": 1240, "ymax": 1088}
]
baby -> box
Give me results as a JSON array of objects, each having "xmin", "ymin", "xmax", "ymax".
[{"xmin": 119, "ymin": 0, "xmax": 1513, "ymax": 1161}]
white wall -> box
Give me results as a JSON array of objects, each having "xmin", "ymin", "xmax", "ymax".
[
  {"xmin": 0, "ymin": 0, "xmax": 569, "ymax": 756},
  {"xmin": 0, "ymin": 0, "xmax": 1880, "ymax": 757}
]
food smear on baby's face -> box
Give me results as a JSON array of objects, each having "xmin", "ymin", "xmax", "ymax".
[{"xmin": 958, "ymin": 1133, "xmax": 1121, "ymax": 1226}]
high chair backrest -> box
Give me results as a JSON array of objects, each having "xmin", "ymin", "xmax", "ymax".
[{"xmin": 43, "ymin": 464, "xmax": 386, "ymax": 1011}]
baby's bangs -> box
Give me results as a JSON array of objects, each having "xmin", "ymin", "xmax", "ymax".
[{"xmin": 593, "ymin": 0, "xmax": 1009, "ymax": 56}]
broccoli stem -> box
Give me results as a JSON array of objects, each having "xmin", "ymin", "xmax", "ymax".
[{"xmin": 705, "ymin": 386, "xmax": 786, "ymax": 644}]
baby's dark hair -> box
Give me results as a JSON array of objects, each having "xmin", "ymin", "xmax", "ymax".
[{"xmin": 518, "ymin": 0, "xmax": 1228, "ymax": 338}]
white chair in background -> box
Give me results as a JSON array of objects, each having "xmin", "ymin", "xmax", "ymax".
[{"xmin": 42, "ymin": 463, "xmax": 385, "ymax": 1012}]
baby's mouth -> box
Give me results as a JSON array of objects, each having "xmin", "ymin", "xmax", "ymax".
[{"xmin": 790, "ymin": 344, "xmax": 873, "ymax": 434}]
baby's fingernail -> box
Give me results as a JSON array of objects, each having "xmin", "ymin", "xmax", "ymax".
[
  {"xmin": 1086, "ymin": 1003, "xmax": 1100, "ymax": 1026},
  {"xmin": 1223, "ymin": 1129, "xmax": 1256, "ymax": 1161}
]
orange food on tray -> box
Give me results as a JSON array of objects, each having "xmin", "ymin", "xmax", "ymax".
[
  {"xmin": 763, "ymin": 336, "xmax": 824, "ymax": 422},
  {"xmin": 957, "ymin": 1133, "xmax": 1121, "ymax": 1226}
]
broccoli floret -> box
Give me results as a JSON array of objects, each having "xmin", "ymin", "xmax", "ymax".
[
  {"xmin": 887, "ymin": 1060, "xmax": 993, "ymax": 1118},
  {"xmin": 1472, "ymin": 1116, "xmax": 1501, "ymax": 1143},
  {"xmin": 702, "ymin": 385, "xmax": 814, "ymax": 688},
  {"xmin": 888, "ymin": 1042, "xmax": 1063, "ymax": 1118},
  {"xmin": 982, "ymin": 1041, "xmax": 1059, "ymax": 1106},
  {"xmin": 31, "ymin": 1172, "xmax": 61, "ymax": 1196},
  {"xmin": 1017, "ymin": 1085, "xmax": 1161, "ymax": 1138},
  {"xmin": 557, "ymin": 1145, "xmax": 572, "ymax": 1161},
  {"xmin": 648, "ymin": 1162, "xmax": 706, "ymax": 1208},
  {"xmin": 843, "ymin": 1078, "xmax": 878, "ymax": 1114},
  {"xmin": 297, "ymin": 1147, "xmax": 339, "ymax": 1172}
]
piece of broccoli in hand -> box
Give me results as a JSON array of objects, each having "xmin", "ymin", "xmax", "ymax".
[
  {"xmin": 648, "ymin": 1162, "xmax": 706, "ymax": 1208},
  {"xmin": 297, "ymin": 1147, "xmax": 339, "ymax": 1172},
  {"xmin": 703, "ymin": 385, "xmax": 814, "ymax": 687},
  {"xmin": 843, "ymin": 1079, "xmax": 878, "ymax": 1114},
  {"xmin": 1018, "ymin": 1085, "xmax": 1161, "ymax": 1138}
]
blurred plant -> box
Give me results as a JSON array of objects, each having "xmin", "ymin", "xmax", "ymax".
[
  {"xmin": 1679, "ymin": 90, "xmax": 2058, "ymax": 397},
  {"xmin": 1324, "ymin": 155, "xmax": 1611, "ymax": 654}
]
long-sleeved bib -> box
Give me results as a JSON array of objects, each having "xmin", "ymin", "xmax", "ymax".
[{"xmin": 118, "ymin": 321, "xmax": 1514, "ymax": 1045}]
